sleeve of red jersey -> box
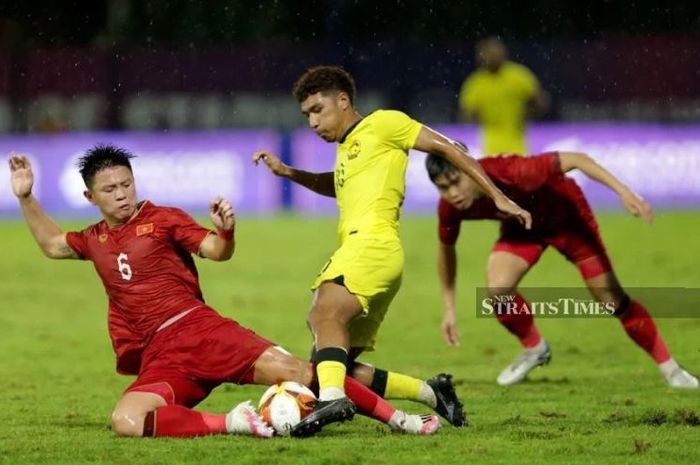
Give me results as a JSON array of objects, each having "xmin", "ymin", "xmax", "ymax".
[
  {"xmin": 438, "ymin": 199, "xmax": 462, "ymax": 245},
  {"xmin": 165, "ymin": 208, "xmax": 214, "ymax": 255},
  {"xmin": 65, "ymin": 230, "xmax": 90, "ymax": 260},
  {"xmin": 508, "ymin": 152, "xmax": 562, "ymax": 191}
]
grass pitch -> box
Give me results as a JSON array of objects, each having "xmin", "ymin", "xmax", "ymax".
[{"xmin": 1, "ymin": 212, "xmax": 699, "ymax": 465}]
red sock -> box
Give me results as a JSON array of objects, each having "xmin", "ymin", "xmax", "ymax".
[
  {"xmin": 620, "ymin": 300, "xmax": 671, "ymax": 363},
  {"xmin": 345, "ymin": 376, "xmax": 395, "ymax": 423},
  {"xmin": 143, "ymin": 405, "xmax": 227, "ymax": 437},
  {"xmin": 495, "ymin": 293, "xmax": 542, "ymax": 348}
]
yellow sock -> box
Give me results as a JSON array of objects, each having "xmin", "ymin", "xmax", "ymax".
[
  {"xmin": 317, "ymin": 360, "xmax": 347, "ymax": 397},
  {"xmin": 385, "ymin": 371, "xmax": 423, "ymax": 401}
]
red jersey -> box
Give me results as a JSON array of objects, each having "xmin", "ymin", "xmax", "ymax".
[
  {"xmin": 439, "ymin": 152, "xmax": 589, "ymax": 244},
  {"xmin": 66, "ymin": 201, "xmax": 213, "ymax": 374}
]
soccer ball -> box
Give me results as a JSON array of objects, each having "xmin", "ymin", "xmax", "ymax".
[{"xmin": 258, "ymin": 381, "xmax": 317, "ymax": 435}]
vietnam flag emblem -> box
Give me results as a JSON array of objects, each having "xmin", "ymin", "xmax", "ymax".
[{"xmin": 136, "ymin": 223, "xmax": 154, "ymax": 236}]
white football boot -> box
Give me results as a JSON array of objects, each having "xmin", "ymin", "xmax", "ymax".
[
  {"xmin": 497, "ymin": 340, "xmax": 552, "ymax": 386},
  {"xmin": 390, "ymin": 412, "xmax": 441, "ymax": 435},
  {"xmin": 226, "ymin": 400, "xmax": 274, "ymax": 438},
  {"xmin": 665, "ymin": 367, "xmax": 699, "ymax": 389}
]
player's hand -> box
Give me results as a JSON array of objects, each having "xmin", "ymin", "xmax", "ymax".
[
  {"xmin": 8, "ymin": 153, "xmax": 34, "ymax": 199},
  {"xmin": 494, "ymin": 196, "xmax": 532, "ymax": 230},
  {"xmin": 209, "ymin": 196, "xmax": 236, "ymax": 232},
  {"xmin": 252, "ymin": 150, "xmax": 290, "ymax": 177},
  {"xmin": 620, "ymin": 189, "xmax": 653, "ymax": 224},
  {"xmin": 441, "ymin": 310, "xmax": 461, "ymax": 347}
]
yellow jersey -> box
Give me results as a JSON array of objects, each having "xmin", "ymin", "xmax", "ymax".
[
  {"xmin": 334, "ymin": 110, "xmax": 422, "ymax": 241},
  {"xmin": 459, "ymin": 61, "xmax": 539, "ymax": 155}
]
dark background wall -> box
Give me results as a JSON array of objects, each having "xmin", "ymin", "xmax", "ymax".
[{"xmin": 0, "ymin": 0, "xmax": 698, "ymax": 131}]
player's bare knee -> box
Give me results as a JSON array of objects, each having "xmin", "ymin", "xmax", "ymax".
[
  {"xmin": 111, "ymin": 408, "xmax": 147, "ymax": 437},
  {"xmin": 350, "ymin": 361, "xmax": 374, "ymax": 385},
  {"xmin": 310, "ymin": 290, "xmax": 359, "ymax": 326},
  {"xmin": 486, "ymin": 274, "xmax": 517, "ymax": 296},
  {"xmin": 307, "ymin": 304, "xmax": 343, "ymax": 328}
]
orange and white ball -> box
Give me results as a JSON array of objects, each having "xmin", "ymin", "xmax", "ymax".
[{"xmin": 258, "ymin": 381, "xmax": 317, "ymax": 435}]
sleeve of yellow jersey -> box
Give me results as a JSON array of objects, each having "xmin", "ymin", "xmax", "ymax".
[{"xmin": 372, "ymin": 110, "xmax": 423, "ymax": 151}]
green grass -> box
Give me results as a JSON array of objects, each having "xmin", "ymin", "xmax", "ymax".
[{"xmin": 1, "ymin": 212, "xmax": 699, "ymax": 464}]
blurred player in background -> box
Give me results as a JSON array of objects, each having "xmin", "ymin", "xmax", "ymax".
[
  {"xmin": 458, "ymin": 37, "xmax": 549, "ymax": 155},
  {"xmin": 7, "ymin": 146, "xmax": 445, "ymax": 439},
  {"xmin": 426, "ymin": 147, "xmax": 698, "ymax": 389},
  {"xmin": 254, "ymin": 65, "xmax": 533, "ymax": 436}
]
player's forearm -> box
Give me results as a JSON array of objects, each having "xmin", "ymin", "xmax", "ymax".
[
  {"xmin": 18, "ymin": 195, "xmax": 65, "ymax": 256},
  {"xmin": 560, "ymin": 152, "xmax": 629, "ymax": 195},
  {"xmin": 438, "ymin": 243, "xmax": 458, "ymax": 312},
  {"xmin": 446, "ymin": 147, "xmax": 510, "ymax": 202},
  {"xmin": 285, "ymin": 168, "xmax": 336, "ymax": 198},
  {"xmin": 527, "ymin": 89, "xmax": 550, "ymax": 118},
  {"xmin": 207, "ymin": 233, "xmax": 235, "ymax": 261}
]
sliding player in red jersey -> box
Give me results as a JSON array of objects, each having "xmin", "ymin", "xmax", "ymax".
[
  {"xmin": 426, "ymin": 148, "xmax": 698, "ymax": 388},
  {"xmin": 8, "ymin": 145, "xmax": 441, "ymax": 439}
]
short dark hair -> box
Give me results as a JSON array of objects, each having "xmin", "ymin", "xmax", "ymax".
[
  {"xmin": 425, "ymin": 141, "xmax": 469, "ymax": 183},
  {"xmin": 78, "ymin": 144, "xmax": 135, "ymax": 188},
  {"xmin": 292, "ymin": 65, "xmax": 356, "ymax": 104},
  {"xmin": 425, "ymin": 155, "xmax": 458, "ymax": 183}
]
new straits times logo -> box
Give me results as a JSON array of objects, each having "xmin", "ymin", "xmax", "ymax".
[
  {"xmin": 480, "ymin": 293, "xmax": 616, "ymax": 317},
  {"xmin": 475, "ymin": 288, "xmax": 700, "ymax": 318}
]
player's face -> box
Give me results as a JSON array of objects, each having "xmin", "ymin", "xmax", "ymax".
[
  {"xmin": 434, "ymin": 170, "xmax": 479, "ymax": 210},
  {"xmin": 300, "ymin": 91, "xmax": 348, "ymax": 142},
  {"xmin": 84, "ymin": 166, "xmax": 138, "ymax": 226},
  {"xmin": 477, "ymin": 41, "xmax": 506, "ymax": 72}
]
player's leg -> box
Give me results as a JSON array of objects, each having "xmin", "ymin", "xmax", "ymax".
[
  {"xmin": 307, "ymin": 281, "xmax": 363, "ymax": 398},
  {"xmin": 582, "ymin": 266, "xmax": 698, "ymax": 389},
  {"xmin": 111, "ymin": 307, "xmax": 282, "ymax": 439},
  {"xmin": 555, "ymin": 201, "xmax": 697, "ymax": 389},
  {"xmin": 487, "ymin": 245, "xmax": 551, "ymax": 385},
  {"xmin": 339, "ymin": 272, "xmax": 466, "ymax": 427},
  {"xmin": 288, "ymin": 281, "xmax": 362, "ymax": 436},
  {"xmin": 251, "ymin": 346, "xmax": 439, "ymax": 434},
  {"xmin": 111, "ymin": 390, "xmax": 166, "ymax": 437},
  {"xmin": 349, "ymin": 348, "xmax": 465, "ymax": 427},
  {"xmin": 293, "ymin": 242, "xmax": 412, "ymax": 436},
  {"xmin": 113, "ymin": 379, "xmax": 272, "ymax": 438}
]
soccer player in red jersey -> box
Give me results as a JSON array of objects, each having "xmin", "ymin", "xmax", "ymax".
[
  {"xmin": 426, "ymin": 148, "xmax": 698, "ymax": 388},
  {"xmin": 8, "ymin": 145, "xmax": 443, "ymax": 438}
]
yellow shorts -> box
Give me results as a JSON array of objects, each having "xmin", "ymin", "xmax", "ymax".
[{"xmin": 311, "ymin": 234, "xmax": 403, "ymax": 351}]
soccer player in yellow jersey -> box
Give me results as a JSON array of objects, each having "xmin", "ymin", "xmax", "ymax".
[
  {"xmin": 253, "ymin": 66, "xmax": 531, "ymax": 437},
  {"xmin": 458, "ymin": 37, "xmax": 549, "ymax": 155}
]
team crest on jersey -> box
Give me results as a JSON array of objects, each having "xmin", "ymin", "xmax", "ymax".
[
  {"xmin": 347, "ymin": 140, "xmax": 361, "ymax": 160},
  {"xmin": 98, "ymin": 233, "xmax": 108, "ymax": 243},
  {"xmin": 136, "ymin": 223, "xmax": 154, "ymax": 236}
]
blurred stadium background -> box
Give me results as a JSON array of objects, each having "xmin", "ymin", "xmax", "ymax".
[
  {"xmin": 1, "ymin": 3, "xmax": 700, "ymax": 463},
  {"xmin": 0, "ymin": 0, "xmax": 699, "ymax": 218}
]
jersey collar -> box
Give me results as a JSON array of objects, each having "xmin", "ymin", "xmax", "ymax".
[
  {"xmin": 106, "ymin": 200, "xmax": 150, "ymax": 230},
  {"xmin": 338, "ymin": 117, "xmax": 364, "ymax": 144}
]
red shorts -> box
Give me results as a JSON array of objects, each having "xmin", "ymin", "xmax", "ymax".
[
  {"xmin": 493, "ymin": 196, "xmax": 612, "ymax": 280},
  {"xmin": 125, "ymin": 306, "xmax": 273, "ymax": 407}
]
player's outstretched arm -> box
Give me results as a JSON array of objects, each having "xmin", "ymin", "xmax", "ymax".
[
  {"xmin": 438, "ymin": 242, "xmax": 460, "ymax": 347},
  {"xmin": 252, "ymin": 150, "xmax": 335, "ymax": 197},
  {"xmin": 199, "ymin": 196, "xmax": 236, "ymax": 261},
  {"xmin": 8, "ymin": 153, "xmax": 78, "ymax": 259},
  {"xmin": 413, "ymin": 127, "xmax": 532, "ymax": 229},
  {"xmin": 559, "ymin": 151, "xmax": 653, "ymax": 223},
  {"xmin": 526, "ymin": 85, "xmax": 550, "ymax": 119}
]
